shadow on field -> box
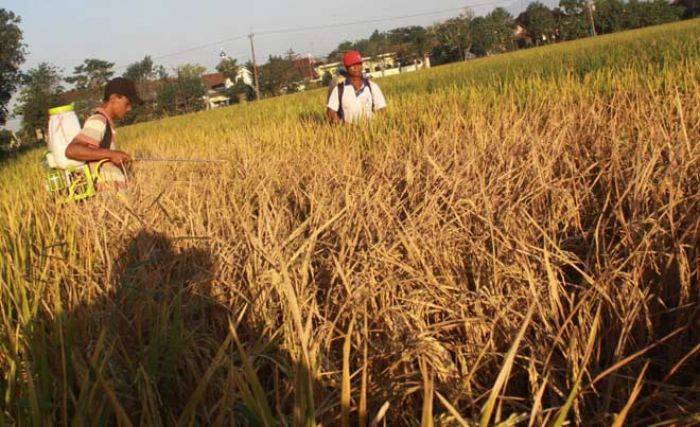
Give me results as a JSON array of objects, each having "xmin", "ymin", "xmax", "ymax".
[
  {"xmin": 55, "ymin": 230, "xmax": 321, "ymax": 425},
  {"xmin": 51, "ymin": 230, "xmax": 227, "ymax": 424},
  {"xmin": 88, "ymin": 230, "xmax": 228, "ymax": 421}
]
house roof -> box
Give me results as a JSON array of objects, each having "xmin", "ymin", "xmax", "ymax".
[
  {"xmin": 59, "ymin": 79, "xmax": 165, "ymax": 106},
  {"xmin": 292, "ymin": 56, "xmax": 319, "ymax": 80},
  {"xmin": 60, "ymin": 89, "xmax": 90, "ymax": 104},
  {"xmin": 202, "ymin": 72, "xmax": 228, "ymax": 90}
]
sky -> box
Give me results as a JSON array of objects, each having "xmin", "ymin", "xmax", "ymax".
[{"xmin": 4, "ymin": 0, "xmax": 537, "ymax": 130}]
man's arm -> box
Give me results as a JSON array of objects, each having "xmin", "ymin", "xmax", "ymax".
[
  {"xmin": 326, "ymin": 86, "xmax": 344, "ymax": 124},
  {"xmin": 326, "ymin": 107, "xmax": 342, "ymax": 124},
  {"xmin": 372, "ymin": 83, "xmax": 387, "ymax": 115},
  {"xmin": 65, "ymin": 134, "xmax": 131, "ymax": 165}
]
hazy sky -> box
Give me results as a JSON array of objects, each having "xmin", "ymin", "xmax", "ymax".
[{"xmin": 4, "ymin": 0, "xmax": 532, "ymax": 129}]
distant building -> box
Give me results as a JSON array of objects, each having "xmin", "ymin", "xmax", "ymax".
[
  {"xmin": 202, "ymin": 68, "xmax": 255, "ymax": 109},
  {"xmin": 237, "ymin": 66, "xmax": 253, "ymax": 86},
  {"xmin": 292, "ymin": 55, "xmax": 319, "ymax": 81},
  {"xmin": 202, "ymin": 72, "xmax": 235, "ymax": 109},
  {"xmin": 314, "ymin": 52, "xmax": 429, "ymax": 83}
]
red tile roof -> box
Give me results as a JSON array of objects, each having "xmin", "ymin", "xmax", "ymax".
[
  {"xmin": 60, "ymin": 89, "xmax": 90, "ymax": 104},
  {"xmin": 202, "ymin": 72, "xmax": 227, "ymax": 90},
  {"xmin": 292, "ymin": 57, "xmax": 318, "ymax": 80}
]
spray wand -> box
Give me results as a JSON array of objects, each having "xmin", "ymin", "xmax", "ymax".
[{"xmin": 134, "ymin": 157, "xmax": 228, "ymax": 164}]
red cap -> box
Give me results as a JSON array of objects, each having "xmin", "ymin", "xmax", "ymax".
[{"xmin": 343, "ymin": 50, "xmax": 363, "ymax": 68}]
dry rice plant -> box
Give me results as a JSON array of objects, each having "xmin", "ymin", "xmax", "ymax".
[{"xmin": 1, "ymin": 19, "xmax": 699, "ymax": 426}]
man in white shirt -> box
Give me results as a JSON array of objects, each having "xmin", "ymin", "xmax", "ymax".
[{"xmin": 326, "ymin": 50, "xmax": 387, "ymax": 124}]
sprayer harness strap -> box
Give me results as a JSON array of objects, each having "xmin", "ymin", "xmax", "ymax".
[{"xmin": 92, "ymin": 111, "xmax": 114, "ymax": 149}]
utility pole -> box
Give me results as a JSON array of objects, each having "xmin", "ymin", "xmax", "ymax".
[
  {"xmin": 587, "ymin": 0, "xmax": 597, "ymax": 37},
  {"xmin": 248, "ymin": 33, "xmax": 261, "ymax": 100}
]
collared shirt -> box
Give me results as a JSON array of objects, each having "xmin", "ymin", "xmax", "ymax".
[
  {"xmin": 78, "ymin": 108, "xmax": 117, "ymax": 149},
  {"xmin": 327, "ymin": 79, "xmax": 387, "ymax": 123}
]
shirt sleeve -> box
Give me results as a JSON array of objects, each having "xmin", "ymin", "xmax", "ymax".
[
  {"xmin": 78, "ymin": 115, "xmax": 107, "ymax": 146},
  {"xmin": 327, "ymin": 86, "xmax": 340, "ymax": 112},
  {"xmin": 371, "ymin": 83, "xmax": 387, "ymax": 110}
]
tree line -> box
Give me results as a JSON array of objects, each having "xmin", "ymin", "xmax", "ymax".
[
  {"xmin": 330, "ymin": 0, "xmax": 689, "ymax": 66},
  {"xmin": 1, "ymin": 0, "xmax": 697, "ymax": 144}
]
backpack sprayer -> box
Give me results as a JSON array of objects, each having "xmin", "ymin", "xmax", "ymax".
[
  {"xmin": 44, "ymin": 155, "xmax": 228, "ymax": 204},
  {"xmin": 43, "ymin": 104, "xmax": 226, "ymax": 203}
]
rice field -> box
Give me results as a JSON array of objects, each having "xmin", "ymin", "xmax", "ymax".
[{"xmin": 1, "ymin": 19, "xmax": 699, "ymax": 426}]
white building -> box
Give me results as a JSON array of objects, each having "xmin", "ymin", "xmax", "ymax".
[{"xmin": 201, "ymin": 67, "xmax": 254, "ymax": 109}]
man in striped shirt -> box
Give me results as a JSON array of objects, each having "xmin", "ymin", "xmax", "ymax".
[{"xmin": 65, "ymin": 77, "xmax": 141, "ymax": 187}]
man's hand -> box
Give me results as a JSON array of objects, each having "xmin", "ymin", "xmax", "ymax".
[
  {"xmin": 326, "ymin": 107, "xmax": 343, "ymax": 124},
  {"xmin": 66, "ymin": 139, "xmax": 132, "ymax": 166},
  {"xmin": 109, "ymin": 150, "xmax": 132, "ymax": 166}
]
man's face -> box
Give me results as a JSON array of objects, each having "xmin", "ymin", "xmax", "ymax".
[
  {"xmin": 347, "ymin": 63, "xmax": 363, "ymax": 78},
  {"xmin": 112, "ymin": 94, "xmax": 132, "ymax": 119}
]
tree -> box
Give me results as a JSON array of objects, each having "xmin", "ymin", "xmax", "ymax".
[
  {"xmin": 387, "ymin": 26, "xmax": 433, "ymax": 61},
  {"xmin": 429, "ymin": 10, "xmax": 475, "ymax": 64},
  {"xmin": 328, "ymin": 41, "xmax": 355, "ymax": 62},
  {"xmin": 216, "ymin": 57, "xmax": 239, "ymax": 82},
  {"xmin": 13, "ymin": 63, "xmax": 64, "ymax": 140},
  {"xmin": 517, "ymin": 2, "xmax": 558, "ymax": 44},
  {"xmin": 154, "ymin": 65, "xmax": 169, "ymax": 80},
  {"xmin": 470, "ymin": 8, "xmax": 515, "ymax": 56},
  {"xmin": 469, "ymin": 17, "xmax": 492, "ymax": 56},
  {"xmin": 122, "ymin": 55, "xmax": 164, "ymax": 83},
  {"xmin": 593, "ymin": 0, "xmax": 626, "ymax": 34},
  {"xmin": 259, "ymin": 55, "xmax": 289, "ymax": 96},
  {"xmin": 674, "ymin": 0, "xmax": 699, "ymax": 18},
  {"xmin": 428, "ymin": 10, "xmax": 474, "ymax": 65},
  {"xmin": 63, "ymin": 59, "xmax": 115, "ymax": 120},
  {"xmin": 0, "ymin": 9, "xmax": 26, "ymax": 125},
  {"xmin": 558, "ymin": 0, "xmax": 591, "ymax": 40},
  {"xmin": 156, "ymin": 64, "xmax": 206, "ymax": 115},
  {"xmin": 119, "ymin": 55, "xmax": 167, "ymax": 124},
  {"xmin": 0, "ymin": 129, "xmax": 14, "ymax": 148},
  {"xmin": 65, "ymin": 58, "xmax": 115, "ymax": 91},
  {"xmin": 258, "ymin": 53, "xmax": 305, "ymax": 97},
  {"xmin": 327, "ymin": 30, "xmax": 394, "ymax": 62},
  {"xmin": 367, "ymin": 29, "xmax": 391, "ymax": 56},
  {"xmin": 623, "ymin": 0, "xmax": 682, "ymax": 29}
]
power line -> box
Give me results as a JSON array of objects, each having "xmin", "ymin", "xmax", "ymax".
[
  {"xmin": 150, "ymin": 35, "xmax": 249, "ymax": 62},
  {"xmin": 112, "ymin": 1, "xmax": 511, "ymax": 70},
  {"xmin": 113, "ymin": 35, "xmax": 249, "ymax": 71},
  {"xmin": 256, "ymin": 1, "xmax": 511, "ymax": 37},
  {"xmin": 109, "ymin": 35, "xmax": 244, "ymax": 71}
]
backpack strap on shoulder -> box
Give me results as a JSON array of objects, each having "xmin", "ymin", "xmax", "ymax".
[
  {"xmin": 364, "ymin": 78, "xmax": 375, "ymax": 112},
  {"xmin": 92, "ymin": 111, "xmax": 113, "ymax": 149},
  {"xmin": 337, "ymin": 82, "xmax": 345, "ymax": 120}
]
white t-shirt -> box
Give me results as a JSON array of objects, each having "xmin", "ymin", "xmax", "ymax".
[{"xmin": 327, "ymin": 80, "xmax": 387, "ymax": 123}]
